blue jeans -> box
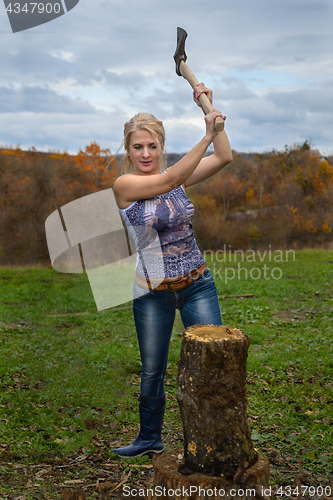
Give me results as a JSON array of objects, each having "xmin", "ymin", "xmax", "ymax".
[{"xmin": 132, "ymin": 268, "xmax": 222, "ymax": 399}]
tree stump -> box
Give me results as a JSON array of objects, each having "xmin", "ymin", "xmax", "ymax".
[
  {"xmin": 152, "ymin": 447, "xmax": 270, "ymax": 500},
  {"xmin": 176, "ymin": 325, "xmax": 258, "ymax": 479}
]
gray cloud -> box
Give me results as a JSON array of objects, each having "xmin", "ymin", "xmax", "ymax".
[
  {"xmin": 0, "ymin": 110, "xmax": 127, "ymax": 153},
  {"xmin": 100, "ymin": 70, "xmax": 150, "ymax": 89},
  {"xmin": 0, "ymin": 86, "xmax": 97, "ymax": 113}
]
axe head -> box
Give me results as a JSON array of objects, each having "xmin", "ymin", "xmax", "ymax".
[{"xmin": 173, "ymin": 27, "xmax": 187, "ymax": 76}]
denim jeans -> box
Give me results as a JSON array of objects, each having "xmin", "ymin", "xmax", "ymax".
[{"xmin": 132, "ymin": 267, "xmax": 222, "ymax": 399}]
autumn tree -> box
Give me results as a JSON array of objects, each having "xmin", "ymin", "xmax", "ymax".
[
  {"xmin": 73, "ymin": 141, "xmax": 118, "ymax": 193},
  {"xmin": 185, "ymin": 144, "xmax": 333, "ymax": 250},
  {"xmin": 0, "ymin": 143, "xmax": 119, "ymax": 264}
]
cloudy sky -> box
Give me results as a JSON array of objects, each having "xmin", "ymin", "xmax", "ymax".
[{"xmin": 0, "ymin": 0, "xmax": 332, "ymax": 156}]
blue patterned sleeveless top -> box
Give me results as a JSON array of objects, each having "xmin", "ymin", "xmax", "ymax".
[{"xmin": 118, "ymin": 183, "xmax": 206, "ymax": 278}]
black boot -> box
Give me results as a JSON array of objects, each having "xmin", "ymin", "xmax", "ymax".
[{"xmin": 112, "ymin": 395, "xmax": 165, "ymax": 458}]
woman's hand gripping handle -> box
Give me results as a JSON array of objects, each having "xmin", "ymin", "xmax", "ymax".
[
  {"xmin": 179, "ymin": 60, "xmax": 225, "ymax": 132},
  {"xmin": 193, "ymin": 82, "xmax": 226, "ymax": 133}
]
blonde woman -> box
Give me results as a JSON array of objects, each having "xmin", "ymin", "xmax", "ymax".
[{"xmin": 112, "ymin": 84, "xmax": 232, "ymax": 457}]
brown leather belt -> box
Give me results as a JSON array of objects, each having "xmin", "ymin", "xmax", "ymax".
[{"xmin": 135, "ymin": 263, "xmax": 207, "ymax": 293}]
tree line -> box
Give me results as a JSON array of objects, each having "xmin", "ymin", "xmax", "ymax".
[
  {"xmin": 187, "ymin": 142, "xmax": 333, "ymax": 250},
  {"xmin": 0, "ymin": 142, "xmax": 332, "ymax": 265},
  {"xmin": 0, "ymin": 143, "xmax": 118, "ymax": 265}
]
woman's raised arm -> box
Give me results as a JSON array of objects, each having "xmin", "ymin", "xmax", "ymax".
[{"xmin": 114, "ymin": 109, "xmax": 221, "ymax": 207}]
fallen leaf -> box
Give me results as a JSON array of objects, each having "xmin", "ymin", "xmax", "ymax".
[
  {"xmin": 35, "ymin": 468, "xmax": 49, "ymax": 476},
  {"xmin": 121, "ymin": 470, "xmax": 132, "ymax": 482}
]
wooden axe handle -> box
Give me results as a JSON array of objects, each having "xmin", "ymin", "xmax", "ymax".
[{"xmin": 180, "ymin": 61, "xmax": 224, "ymax": 132}]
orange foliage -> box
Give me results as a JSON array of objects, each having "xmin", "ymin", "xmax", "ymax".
[
  {"xmin": 288, "ymin": 205, "xmax": 317, "ymax": 233},
  {"xmin": 74, "ymin": 141, "xmax": 118, "ymax": 192},
  {"xmin": 0, "ymin": 143, "xmax": 119, "ymax": 264},
  {"xmin": 187, "ymin": 144, "xmax": 333, "ymax": 249},
  {"xmin": 322, "ymin": 221, "xmax": 332, "ymax": 234},
  {"xmin": 1, "ymin": 141, "xmax": 333, "ymax": 261},
  {"xmin": 262, "ymin": 193, "xmax": 271, "ymax": 205},
  {"xmin": 246, "ymin": 187, "xmax": 255, "ymax": 201}
]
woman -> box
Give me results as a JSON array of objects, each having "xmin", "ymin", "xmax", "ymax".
[{"xmin": 112, "ymin": 84, "xmax": 233, "ymax": 458}]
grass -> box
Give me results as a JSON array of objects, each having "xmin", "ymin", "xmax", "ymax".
[{"xmin": 0, "ymin": 248, "xmax": 332, "ymax": 498}]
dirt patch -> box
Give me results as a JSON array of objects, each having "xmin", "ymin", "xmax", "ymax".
[
  {"xmin": 0, "ymin": 321, "xmax": 33, "ymax": 329},
  {"xmin": 273, "ymin": 310, "xmax": 306, "ymax": 323}
]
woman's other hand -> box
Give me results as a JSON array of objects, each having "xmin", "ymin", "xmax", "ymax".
[
  {"xmin": 193, "ymin": 83, "xmax": 212, "ymax": 106},
  {"xmin": 204, "ymin": 109, "xmax": 225, "ymax": 142},
  {"xmin": 194, "ymin": 82, "xmax": 226, "ymax": 122}
]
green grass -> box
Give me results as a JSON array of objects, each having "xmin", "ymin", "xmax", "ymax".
[{"xmin": 0, "ymin": 249, "xmax": 332, "ymax": 497}]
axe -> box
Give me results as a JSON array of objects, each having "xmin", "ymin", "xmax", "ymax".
[{"xmin": 174, "ymin": 27, "xmax": 224, "ymax": 132}]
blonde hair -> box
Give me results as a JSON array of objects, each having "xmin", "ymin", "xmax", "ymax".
[{"xmin": 122, "ymin": 112, "xmax": 167, "ymax": 174}]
